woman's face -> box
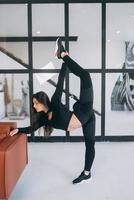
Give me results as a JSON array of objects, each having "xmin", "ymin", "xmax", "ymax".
[{"xmin": 33, "ymin": 97, "xmax": 47, "ymax": 112}]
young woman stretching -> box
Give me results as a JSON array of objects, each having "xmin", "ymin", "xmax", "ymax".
[{"xmin": 10, "ymin": 38, "xmax": 96, "ymax": 184}]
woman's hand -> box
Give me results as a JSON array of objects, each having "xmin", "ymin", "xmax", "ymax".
[{"xmin": 9, "ymin": 128, "xmax": 19, "ymax": 136}]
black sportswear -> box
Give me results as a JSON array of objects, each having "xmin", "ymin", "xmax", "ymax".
[{"xmin": 18, "ymin": 55, "xmax": 95, "ymax": 173}]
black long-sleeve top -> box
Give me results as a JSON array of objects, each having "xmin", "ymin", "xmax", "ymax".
[
  {"xmin": 18, "ymin": 64, "xmax": 73, "ymax": 134},
  {"xmin": 18, "ymin": 104, "xmax": 72, "ymax": 134}
]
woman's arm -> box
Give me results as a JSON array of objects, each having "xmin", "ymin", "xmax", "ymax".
[
  {"xmin": 10, "ymin": 112, "xmax": 46, "ymax": 136},
  {"xmin": 9, "ymin": 126, "xmax": 32, "ymax": 136},
  {"xmin": 18, "ymin": 126, "xmax": 33, "ymax": 134},
  {"xmin": 10, "ymin": 124, "xmax": 39, "ymax": 136}
]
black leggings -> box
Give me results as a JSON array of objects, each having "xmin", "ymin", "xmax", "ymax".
[{"xmin": 63, "ymin": 55, "xmax": 96, "ymax": 171}]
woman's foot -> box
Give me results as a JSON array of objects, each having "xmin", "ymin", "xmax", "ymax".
[
  {"xmin": 72, "ymin": 171, "xmax": 91, "ymax": 184},
  {"xmin": 55, "ymin": 37, "xmax": 66, "ymax": 58}
]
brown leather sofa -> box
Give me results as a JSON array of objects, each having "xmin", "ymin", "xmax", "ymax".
[{"xmin": 0, "ymin": 122, "xmax": 28, "ymax": 200}]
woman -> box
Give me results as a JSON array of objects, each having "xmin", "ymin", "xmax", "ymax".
[{"xmin": 10, "ymin": 38, "xmax": 96, "ymax": 184}]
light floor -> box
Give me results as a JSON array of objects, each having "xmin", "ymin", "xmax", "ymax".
[{"xmin": 9, "ymin": 142, "xmax": 134, "ymax": 200}]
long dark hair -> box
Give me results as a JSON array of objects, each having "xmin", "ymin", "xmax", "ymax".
[{"xmin": 32, "ymin": 91, "xmax": 53, "ymax": 137}]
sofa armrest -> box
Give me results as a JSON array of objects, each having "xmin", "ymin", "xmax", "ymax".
[
  {"xmin": 0, "ymin": 134, "xmax": 28, "ymax": 199},
  {"xmin": 0, "ymin": 122, "xmax": 17, "ymax": 140},
  {"xmin": 0, "ymin": 126, "xmax": 10, "ymax": 140},
  {"xmin": 0, "ymin": 122, "xmax": 17, "ymax": 132}
]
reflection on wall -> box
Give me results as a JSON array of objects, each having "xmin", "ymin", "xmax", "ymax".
[
  {"xmin": 111, "ymin": 73, "xmax": 134, "ymax": 111},
  {"xmin": 0, "ymin": 43, "xmax": 28, "ymax": 69},
  {"xmin": 125, "ymin": 41, "xmax": 134, "ymax": 70},
  {"xmin": 0, "ymin": 74, "xmax": 29, "ymax": 119},
  {"xmin": 106, "ymin": 3, "xmax": 134, "ymax": 69},
  {"xmin": 111, "ymin": 41, "xmax": 134, "ymax": 111}
]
